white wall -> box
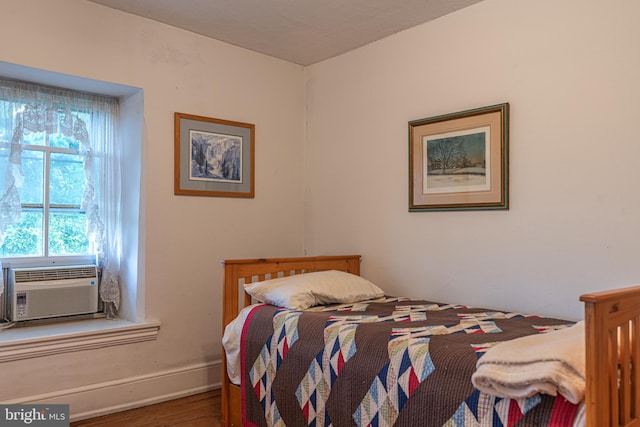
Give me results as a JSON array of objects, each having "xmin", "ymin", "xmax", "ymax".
[
  {"xmin": 0, "ymin": 0, "xmax": 305, "ymax": 415},
  {"xmin": 303, "ymin": 0, "xmax": 640, "ymax": 320}
]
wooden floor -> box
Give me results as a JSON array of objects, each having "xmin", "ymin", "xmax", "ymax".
[{"xmin": 70, "ymin": 389, "xmax": 221, "ymax": 427}]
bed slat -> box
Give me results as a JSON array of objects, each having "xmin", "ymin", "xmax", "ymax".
[
  {"xmin": 621, "ymin": 322, "xmax": 632, "ymax": 425},
  {"xmin": 633, "ymin": 317, "xmax": 640, "ymax": 418}
]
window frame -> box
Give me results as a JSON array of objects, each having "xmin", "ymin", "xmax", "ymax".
[{"xmin": 5, "ymin": 141, "xmax": 89, "ymax": 258}]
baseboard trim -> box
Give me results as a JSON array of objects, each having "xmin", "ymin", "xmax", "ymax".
[{"xmin": 6, "ymin": 360, "xmax": 222, "ymax": 421}]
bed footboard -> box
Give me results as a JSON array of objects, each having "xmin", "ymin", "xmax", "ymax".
[{"xmin": 581, "ymin": 286, "xmax": 640, "ymax": 427}]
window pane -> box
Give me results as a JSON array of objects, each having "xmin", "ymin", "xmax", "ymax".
[
  {"xmin": 48, "ymin": 211, "xmax": 89, "ymax": 255},
  {"xmin": 50, "ymin": 152, "xmax": 83, "ymax": 206},
  {"xmin": 22, "ymin": 129, "xmax": 46, "ymax": 147},
  {"xmin": 0, "ymin": 211, "xmax": 43, "ymax": 257},
  {"xmin": 20, "ymin": 150, "xmax": 44, "ymax": 205},
  {"xmin": 49, "ymin": 134, "xmax": 80, "ymax": 150}
]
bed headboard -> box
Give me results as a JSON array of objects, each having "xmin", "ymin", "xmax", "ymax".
[{"xmin": 221, "ymin": 254, "xmax": 361, "ymax": 327}]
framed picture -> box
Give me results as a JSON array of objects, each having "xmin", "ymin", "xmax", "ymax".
[
  {"xmin": 174, "ymin": 112, "xmax": 254, "ymax": 198},
  {"xmin": 409, "ymin": 103, "xmax": 509, "ymax": 211}
]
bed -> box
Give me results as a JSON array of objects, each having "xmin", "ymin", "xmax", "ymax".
[{"xmin": 221, "ymin": 255, "xmax": 640, "ymax": 427}]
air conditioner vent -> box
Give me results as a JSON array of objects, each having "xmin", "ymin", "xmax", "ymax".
[{"xmin": 13, "ymin": 266, "xmax": 98, "ymax": 283}]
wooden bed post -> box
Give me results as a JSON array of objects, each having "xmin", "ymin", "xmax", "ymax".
[
  {"xmin": 581, "ymin": 286, "xmax": 640, "ymax": 427},
  {"xmin": 221, "ymin": 259, "xmax": 239, "ymax": 427}
]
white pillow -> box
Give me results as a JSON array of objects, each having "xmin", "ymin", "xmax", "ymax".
[{"xmin": 244, "ymin": 270, "xmax": 385, "ymax": 310}]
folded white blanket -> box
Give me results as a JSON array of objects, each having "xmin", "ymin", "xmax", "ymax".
[{"xmin": 471, "ymin": 321, "xmax": 585, "ymax": 404}]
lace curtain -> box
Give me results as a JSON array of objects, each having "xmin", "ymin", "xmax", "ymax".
[{"xmin": 0, "ymin": 78, "xmax": 121, "ymax": 318}]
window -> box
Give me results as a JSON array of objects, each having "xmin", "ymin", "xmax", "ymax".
[
  {"xmin": 0, "ymin": 65, "xmax": 150, "ymax": 360},
  {"xmin": 0, "ymin": 78, "xmax": 122, "ymax": 319},
  {"xmin": 0, "ymin": 121, "xmax": 88, "ymax": 257}
]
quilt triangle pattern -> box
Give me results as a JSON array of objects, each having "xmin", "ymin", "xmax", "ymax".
[
  {"xmin": 354, "ymin": 316, "xmax": 504, "ymax": 427},
  {"xmin": 444, "ymin": 389, "xmax": 543, "ymax": 427},
  {"xmin": 296, "ymin": 315, "xmax": 374, "ymax": 426},
  {"xmin": 249, "ymin": 309, "xmax": 302, "ymax": 427},
  {"xmin": 443, "ymin": 337, "xmax": 548, "ymax": 427}
]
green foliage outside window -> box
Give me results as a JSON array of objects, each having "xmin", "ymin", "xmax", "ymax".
[
  {"xmin": 0, "ymin": 130, "xmax": 90, "ymax": 257},
  {"xmin": 0, "ymin": 213, "xmax": 42, "ymax": 256}
]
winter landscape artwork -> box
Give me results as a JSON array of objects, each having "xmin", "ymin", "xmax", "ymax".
[
  {"xmin": 189, "ymin": 130, "xmax": 242, "ymax": 183},
  {"xmin": 423, "ymin": 127, "xmax": 490, "ymax": 194},
  {"xmin": 175, "ymin": 113, "xmax": 254, "ymax": 198},
  {"xmin": 409, "ymin": 103, "xmax": 508, "ymax": 211}
]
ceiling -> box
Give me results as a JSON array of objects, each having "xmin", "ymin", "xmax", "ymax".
[{"xmin": 87, "ymin": 0, "xmax": 486, "ymax": 66}]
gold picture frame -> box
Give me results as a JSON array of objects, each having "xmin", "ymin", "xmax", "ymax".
[
  {"xmin": 409, "ymin": 103, "xmax": 509, "ymax": 211},
  {"xmin": 174, "ymin": 112, "xmax": 255, "ymax": 198}
]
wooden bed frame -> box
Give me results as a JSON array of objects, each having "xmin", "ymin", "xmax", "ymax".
[{"xmin": 221, "ymin": 255, "xmax": 640, "ymax": 427}]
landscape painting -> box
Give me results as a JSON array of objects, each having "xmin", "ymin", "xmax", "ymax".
[
  {"xmin": 189, "ymin": 130, "xmax": 242, "ymax": 183},
  {"xmin": 408, "ymin": 103, "xmax": 509, "ymax": 211},
  {"xmin": 423, "ymin": 127, "xmax": 490, "ymax": 194}
]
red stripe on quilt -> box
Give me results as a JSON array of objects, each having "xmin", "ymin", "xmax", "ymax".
[
  {"xmin": 282, "ymin": 337, "xmax": 290, "ymax": 358},
  {"xmin": 548, "ymin": 396, "xmax": 580, "ymax": 426},
  {"xmin": 337, "ymin": 350, "xmax": 346, "ymax": 374},
  {"xmin": 507, "ymin": 399, "xmax": 524, "ymax": 427},
  {"xmin": 408, "ymin": 367, "xmax": 420, "ymax": 396},
  {"xmin": 240, "ymin": 304, "xmax": 267, "ymax": 427}
]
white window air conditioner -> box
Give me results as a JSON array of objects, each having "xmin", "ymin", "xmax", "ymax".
[{"xmin": 8, "ymin": 265, "xmax": 99, "ymax": 321}]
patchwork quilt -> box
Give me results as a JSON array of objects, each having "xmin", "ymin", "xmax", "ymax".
[{"xmin": 240, "ymin": 297, "xmax": 582, "ymax": 427}]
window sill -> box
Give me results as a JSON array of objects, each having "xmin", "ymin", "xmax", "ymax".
[{"xmin": 0, "ymin": 319, "xmax": 161, "ymax": 362}]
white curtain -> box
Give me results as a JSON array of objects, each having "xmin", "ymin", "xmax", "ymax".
[{"xmin": 0, "ymin": 78, "xmax": 121, "ymax": 317}]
